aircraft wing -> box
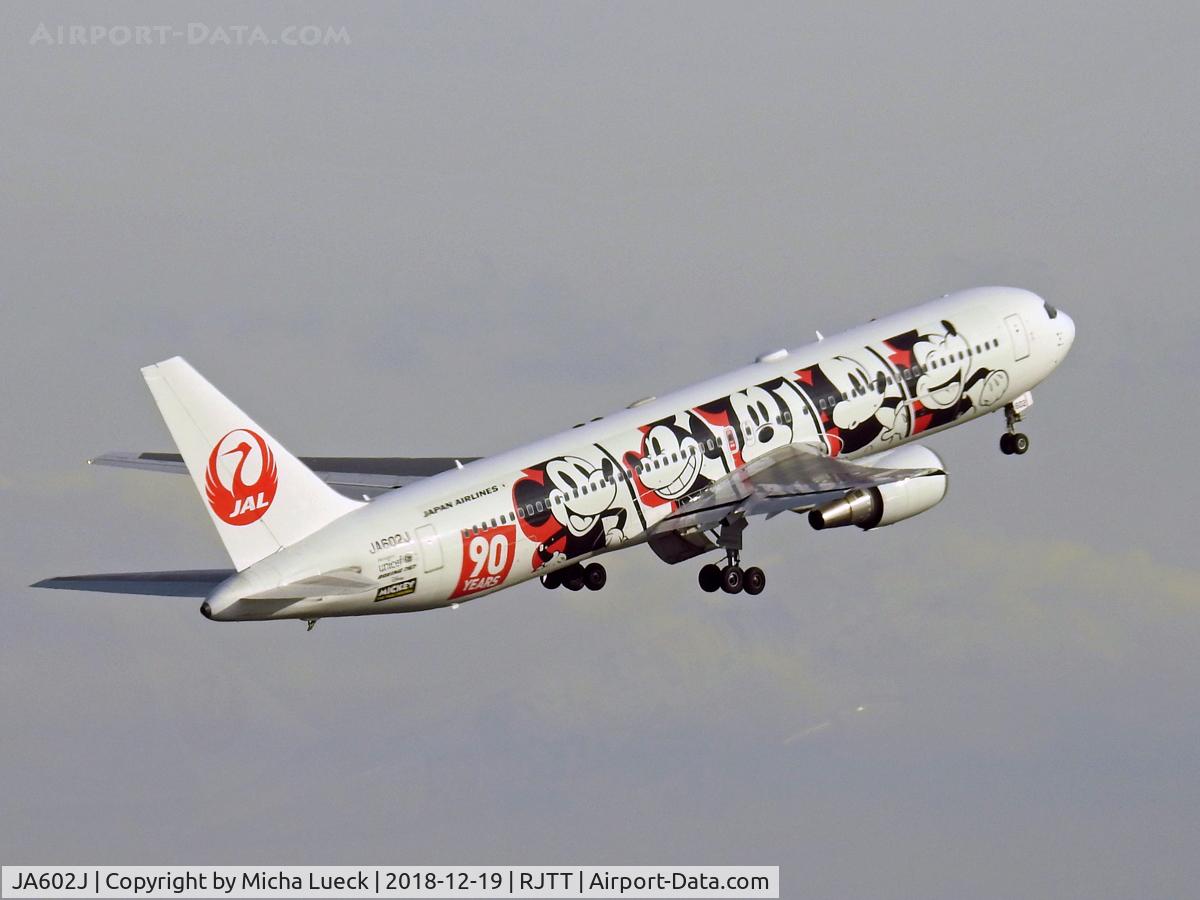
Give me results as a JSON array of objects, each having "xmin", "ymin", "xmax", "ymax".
[
  {"xmin": 89, "ymin": 451, "xmax": 480, "ymax": 498},
  {"xmin": 649, "ymin": 442, "xmax": 944, "ymax": 536},
  {"xmin": 32, "ymin": 569, "xmax": 234, "ymax": 597}
]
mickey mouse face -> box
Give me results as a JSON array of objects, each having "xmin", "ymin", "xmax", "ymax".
[
  {"xmin": 823, "ymin": 355, "xmax": 884, "ymax": 430},
  {"xmin": 545, "ymin": 456, "xmax": 617, "ymax": 536},
  {"xmin": 913, "ymin": 331, "xmax": 970, "ymax": 409},
  {"xmin": 728, "ymin": 386, "xmax": 793, "ymax": 461},
  {"xmin": 639, "ymin": 424, "xmax": 702, "ymax": 499}
]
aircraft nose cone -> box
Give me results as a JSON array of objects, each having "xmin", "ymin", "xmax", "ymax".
[{"xmin": 1058, "ymin": 310, "xmax": 1075, "ymax": 353}]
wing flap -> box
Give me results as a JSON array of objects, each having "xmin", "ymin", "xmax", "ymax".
[{"xmin": 32, "ymin": 569, "xmax": 234, "ymax": 597}]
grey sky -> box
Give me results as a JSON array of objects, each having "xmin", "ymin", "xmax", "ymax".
[{"xmin": 2, "ymin": 2, "xmax": 1197, "ymax": 897}]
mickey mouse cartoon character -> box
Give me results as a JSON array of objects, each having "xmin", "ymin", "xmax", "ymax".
[
  {"xmin": 624, "ymin": 412, "xmax": 727, "ymax": 507},
  {"xmin": 726, "ymin": 384, "xmax": 797, "ymax": 462},
  {"xmin": 514, "ymin": 454, "xmax": 628, "ymax": 569}
]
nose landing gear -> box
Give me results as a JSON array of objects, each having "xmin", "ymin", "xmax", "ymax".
[
  {"xmin": 999, "ymin": 431, "xmax": 1029, "ymax": 455},
  {"xmin": 1000, "ymin": 402, "xmax": 1030, "ymax": 455}
]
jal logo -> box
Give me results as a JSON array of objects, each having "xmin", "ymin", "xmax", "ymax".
[{"xmin": 205, "ymin": 428, "xmax": 278, "ymax": 525}]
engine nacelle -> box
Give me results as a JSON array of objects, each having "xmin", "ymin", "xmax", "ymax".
[{"xmin": 808, "ymin": 445, "xmax": 948, "ymax": 531}]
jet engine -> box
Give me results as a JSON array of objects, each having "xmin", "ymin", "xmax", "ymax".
[{"xmin": 808, "ymin": 445, "xmax": 948, "ymax": 531}]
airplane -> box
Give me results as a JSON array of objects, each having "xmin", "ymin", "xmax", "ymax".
[{"xmin": 34, "ymin": 286, "xmax": 1075, "ymax": 627}]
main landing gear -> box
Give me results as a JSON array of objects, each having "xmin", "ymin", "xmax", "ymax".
[
  {"xmin": 1000, "ymin": 402, "xmax": 1030, "ymax": 456},
  {"xmin": 698, "ymin": 559, "xmax": 766, "ymax": 595},
  {"xmin": 697, "ymin": 515, "xmax": 765, "ymax": 595},
  {"xmin": 541, "ymin": 562, "xmax": 606, "ymax": 592}
]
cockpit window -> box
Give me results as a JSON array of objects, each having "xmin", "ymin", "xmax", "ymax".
[{"xmin": 1044, "ymin": 300, "xmax": 1058, "ymax": 319}]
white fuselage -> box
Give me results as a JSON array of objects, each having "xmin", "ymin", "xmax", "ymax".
[{"xmin": 205, "ymin": 286, "xmax": 1074, "ymax": 621}]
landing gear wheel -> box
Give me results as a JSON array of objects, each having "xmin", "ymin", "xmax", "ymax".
[
  {"xmin": 541, "ymin": 572, "xmax": 561, "ymax": 590},
  {"xmin": 698, "ymin": 563, "xmax": 721, "ymax": 593},
  {"xmin": 720, "ymin": 565, "xmax": 744, "ymax": 594},
  {"xmin": 999, "ymin": 432, "xmax": 1015, "ymax": 455},
  {"xmin": 743, "ymin": 566, "xmax": 766, "ymax": 596},
  {"xmin": 583, "ymin": 563, "xmax": 607, "ymax": 591},
  {"xmin": 563, "ymin": 568, "xmax": 585, "ymax": 591},
  {"xmin": 1012, "ymin": 432, "xmax": 1030, "ymax": 455}
]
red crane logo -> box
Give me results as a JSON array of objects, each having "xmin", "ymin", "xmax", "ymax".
[{"xmin": 205, "ymin": 428, "xmax": 278, "ymax": 525}]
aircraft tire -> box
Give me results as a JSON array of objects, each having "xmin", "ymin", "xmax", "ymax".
[
  {"xmin": 698, "ymin": 563, "xmax": 722, "ymax": 593},
  {"xmin": 1013, "ymin": 432, "xmax": 1030, "ymax": 455},
  {"xmin": 999, "ymin": 433, "xmax": 1015, "ymax": 455},
  {"xmin": 720, "ymin": 565, "xmax": 744, "ymax": 594},
  {"xmin": 743, "ymin": 566, "xmax": 766, "ymax": 595},
  {"xmin": 584, "ymin": 563, "xmax": 607, "ymax": 591}
]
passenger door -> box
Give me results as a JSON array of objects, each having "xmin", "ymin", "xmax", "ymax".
[
  {"xmin": 1005, "ymin": 314, "xmax": 1030, "ymax": 361},
  {"xmin": 415, "ymin": 524, "xmax": 443, "ymax": 573}
]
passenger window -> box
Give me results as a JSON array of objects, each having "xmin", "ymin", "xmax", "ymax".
[
  {"xmin": 706, "ymin": 438, "xmax": 715, "ymax": 451},
  {"xmin": 783, "ymin": 410, "xmax": 792, "ymax": 423}
]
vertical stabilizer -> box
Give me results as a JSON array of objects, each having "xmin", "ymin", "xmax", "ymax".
[{"xmin": 140, "ymin": 357, "xmax": 362, "ymax": 570}]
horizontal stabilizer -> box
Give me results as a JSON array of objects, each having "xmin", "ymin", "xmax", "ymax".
[
  {"xmin": 32, "ymin": 570, "xmax": 234, "ymax": 597},
  {"xmin": 89, "ymin": 451, "xmax": 480, "ymax": 499}
]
